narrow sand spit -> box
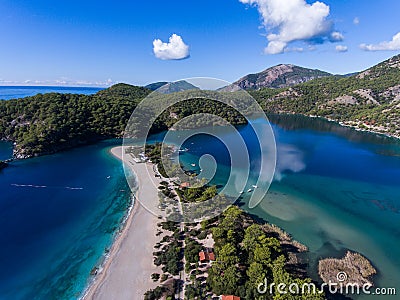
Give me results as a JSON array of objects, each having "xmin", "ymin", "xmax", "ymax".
[{"xmin": 83, "ymin": 146, "xmax": 162, "ymax": 300}]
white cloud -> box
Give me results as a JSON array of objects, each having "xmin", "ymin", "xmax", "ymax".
[
  {"xmin": 353, "ymin": 17, "xmax": 360, "ymax": 25},
  {"xmin": 239, "ymin": 0, "xmax": 343, "ymax": 54},
  {"xmin": 336, "ymin": 45, "xmax": 348, "ymax": 52},
  {"xmin": 152, "ymin": 34, "xmax": 190, "ymax": 60},
  {"xmin": 360, "ymin": 32, "xmax": 400, "ymax": 51},
  {"xmin": 330, "ymin": 31, "xmax": 344, "ymax": 42}
]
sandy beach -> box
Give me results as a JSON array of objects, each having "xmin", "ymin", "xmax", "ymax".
[{"xmin": 83, "ymin": 146, "xmax": 163, "ymax": 300}]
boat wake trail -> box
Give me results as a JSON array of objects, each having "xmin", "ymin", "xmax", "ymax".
[
  {"xmin": 11, "ymin": 183, "xmax": 84, "ymax": 190},
  {"xmin": 11, "ymin": 184, "xmax": 47, "ymax": 188}
]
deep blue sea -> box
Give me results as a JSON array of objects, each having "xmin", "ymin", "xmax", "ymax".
[
  {"xmin": 0, "ymin": 86, "xmax": 104, "ymax": 100},
  {"xmin": 0, "ymin": 115, "xmax": 399, "ymax": 299},
  {"xmin": 0, "ymin": 140, "xmax": 130, "ymax": 299}
]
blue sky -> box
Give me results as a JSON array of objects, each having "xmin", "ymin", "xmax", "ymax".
[{"xmin": 1, "ymin": 0, "xmax": 400, "ymax": 86}]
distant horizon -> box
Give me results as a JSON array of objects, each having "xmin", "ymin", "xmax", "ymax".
[
  {"xmin": 1, "ymin": 52, "xmax": 398, "ymax": 89},
  {"xmin": 0, "ymin": 85, "xmax": 104, "ymax": 100},
  {"xmin": 0, "ymin": 85, "xmax": 105, "ymax": 88}
]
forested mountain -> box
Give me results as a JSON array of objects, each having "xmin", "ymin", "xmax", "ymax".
[
  {"xmin": 1, "ymin": 54, "xmax": 399, "ymax": 159},
  {"xmin": 253, "ymin": 54, "xmax": 400, "ymax": 138},
  {"xmin": 230, "ymin": 64, "xmax": 332, "ymax": 90}
]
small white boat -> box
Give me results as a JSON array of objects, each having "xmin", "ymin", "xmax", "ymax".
[
  {"xmin": 106, "ymin": 176, "xmax": 111, "ymax": 179},
  {"xmin": 252, "ymin": 185, "xmax": 258, "ymax": 188},
  {"xmin": 239, "ymin": 190, "xmax": 244, "ymax": 194},
  {"xmin": 191, "ymin": 163, "xmax": 196, "ymax": 167},
  {"xmin": 247, "ymin": 189, "xmax": 252, "ymax": 193}
]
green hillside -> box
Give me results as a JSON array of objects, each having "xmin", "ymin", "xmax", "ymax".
[
  {"xmin": 252, "ymin": 54, "xmax": 400, "ymax": 138},
  {"xmin": 0, "ymin": 84, "xmax": 150, "ymax": 158}
]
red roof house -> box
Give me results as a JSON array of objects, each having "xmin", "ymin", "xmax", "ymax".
[
  {"xmin": 199, "ymin": 251, "xmax": 206, "ymax": 262},
  {"xmin": 208, "ymin": 252, "xmax": 215, "ymax": 261},
  {"xmin": 179, "ymin": 182, "xmax": 190, "ymax": 188},
  {"xmin": 199, "ymin": 251, "xmax": 215, "ymax": 262},
  {"xmin": 221, "ymin": 296, "xmax": 240, "ymax": 300}
]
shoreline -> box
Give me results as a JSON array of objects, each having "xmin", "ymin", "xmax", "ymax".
[
  {"xmin": 301, "ymin": 113, "xmax": 400, "ymax": 140},
  {"xmin": 3, "ymin": 112, "xmax": 400, "ymax": 161},
  {"xmin": 81, "ymin": 194, "xmax": 138, "ymax": 300},
  {"xmin": 82, "ymin": 146, "xmax": 163, "ymax": 300}
]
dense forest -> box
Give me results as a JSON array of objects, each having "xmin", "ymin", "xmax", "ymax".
[{"xmin": 205, "ymin": 206, "xmax": 324, "ymax": 299}]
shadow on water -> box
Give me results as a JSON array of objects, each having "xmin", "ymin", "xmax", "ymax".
[{"xmin": 0, "ymin": 141, "xmax": 13, "ymax": 161}]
